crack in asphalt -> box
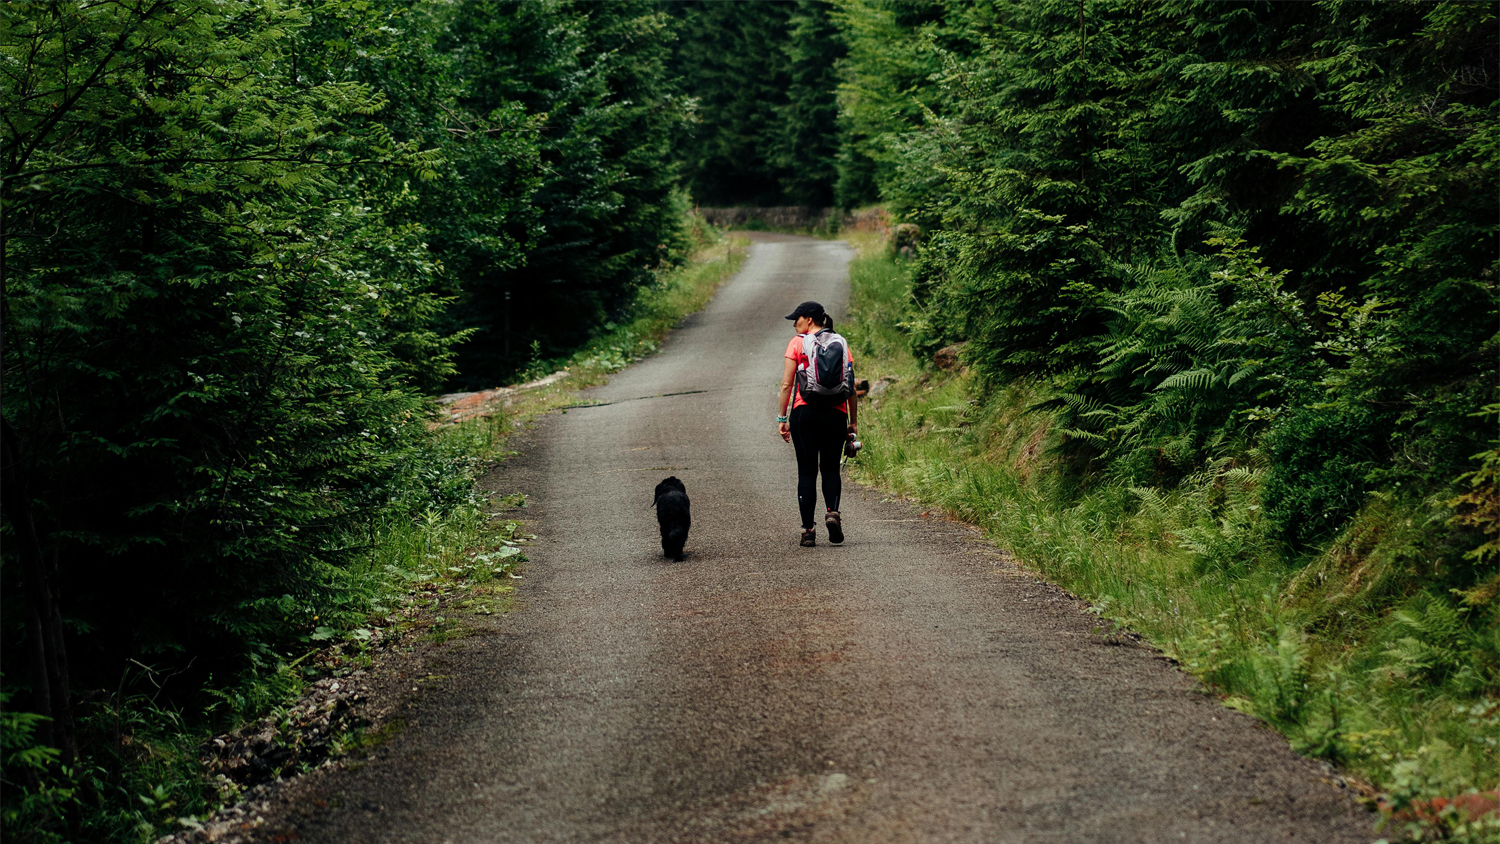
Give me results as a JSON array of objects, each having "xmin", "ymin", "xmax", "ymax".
[{"xmin": 563, "ymin": 387, "xmax": 728, "ymax": 409}]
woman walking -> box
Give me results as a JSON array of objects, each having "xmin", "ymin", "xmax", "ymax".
[{"xmin": 777, "ymin": 301, "xmax": 857, "ymax": 547}]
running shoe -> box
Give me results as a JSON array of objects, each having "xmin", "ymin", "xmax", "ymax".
[
  {"xmin": 825, "ymin": 510, "xmax": 843, "ymax": 544},
  {"xmin": 800, "ymin": 528, "xmax": 816, "ymax": 547}
]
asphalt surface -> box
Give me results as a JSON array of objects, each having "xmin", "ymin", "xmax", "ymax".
[{"xmin": 277, "ymin": 233, "xmax": 1376, "ymax": 843}]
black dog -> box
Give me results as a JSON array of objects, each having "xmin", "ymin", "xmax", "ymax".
[{"xmin": 653, "ymin": 476, "xmax": 691, "ymax": 561}]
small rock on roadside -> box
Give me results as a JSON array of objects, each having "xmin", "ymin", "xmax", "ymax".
[
  {"xmin": 864, "ymin": 377, "xmax": 898, "ymax": 400},
  {"xmin": 933, "ymin": 344, "xmax": 966, "ymax": 372}
]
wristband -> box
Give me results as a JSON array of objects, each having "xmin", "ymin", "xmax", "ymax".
[{"xmin": 776, "ymin": 415, "xmax": 788, "ymax": 423}]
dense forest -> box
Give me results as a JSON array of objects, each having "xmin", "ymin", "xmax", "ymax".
[
  {"xmin": 839, "ymin": 0, "xmax": 1496, "ymax": 560},
  {"xmin": 2, "ymin": 0, "xmax": 1496, "ymax": 840},
  {"xmin": 3, "ymin": 0, "xmax": 689, "ymax": 838},
  {"xmin": 667, "ymin": 0, "xmax": 844, "ymax": 206}
]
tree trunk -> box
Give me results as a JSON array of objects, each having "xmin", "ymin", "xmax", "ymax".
[{"xmin": 0, "ymin": 417, "xmax": 76, "ymax": 765}]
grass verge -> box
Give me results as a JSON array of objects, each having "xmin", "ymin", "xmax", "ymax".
[{"xmin": 842, "ymin": 231, "xmax": 1499, "ymax": 844}]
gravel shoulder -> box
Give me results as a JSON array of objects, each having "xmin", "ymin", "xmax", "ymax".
[{"xmin": 210, "ymin": 232, "xmax": 1377, "ymax": 843}]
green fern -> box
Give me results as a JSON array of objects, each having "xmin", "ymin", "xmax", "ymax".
[{"xmin": 1378, "ymin": 592, "xmax": 1483, "ymax": 691}]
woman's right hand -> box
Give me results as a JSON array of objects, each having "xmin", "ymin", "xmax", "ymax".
[{"xmin": 778, "ymin": 421, "xmax": 791, "ymax": 442}]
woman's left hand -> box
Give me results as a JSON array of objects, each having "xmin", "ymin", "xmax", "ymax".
[{"xmin": 779, "ymin": 421, "xmax": 791, "ymax": 442}]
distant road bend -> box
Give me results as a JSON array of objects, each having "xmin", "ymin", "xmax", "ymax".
[{"xmin": 274, "ymin": 232, "xmax": 1375, "ymax": 843}]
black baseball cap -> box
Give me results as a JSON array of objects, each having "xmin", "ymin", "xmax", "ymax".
[{"xmin": 785, "ymin": 300, "xmax": 825, "ymax": 320}]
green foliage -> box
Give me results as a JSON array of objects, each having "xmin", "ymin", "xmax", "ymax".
[
  {"xmin": 841, "ymin": 0, "xmax": 1497, "ymax": 535},
  {"xmin": 830, "ymin": 0, "xmax": 986, "ymax": 211},
  {"xmin": 774, "ymin": 2, "xmax": 845, "ymax": 206},
  {"xmin": 4, "ymin": 0, "xmax": 446, "ymax": 680},
  {"xmin": 1044, "ymin": 239, "xmax": 1311, "ymax": 485},
  {"xmin": 2, "ymin": 688, "xmax": 73, "ymax": 843},
  {"xmin": 1449, "ymin": 409, "xmax": 1500, "ymax": 610},
  {"xmin": 293, "ymin": 0, "xmax": 545, "ymax": 392},
  {"xmin": 1262, "ymin": 407, "xmax": 1385, "ymax": 550},
  {"xmin": 444, "ymin": 1, "xmax": 692, "ymax": 382},
  {"xmin": 1379, "ymin": 592, "xmax": 1495, "ymax": 696},
  {"xmin": 667, "ymin": 0, "xmax": 843, "ymax": 206}
]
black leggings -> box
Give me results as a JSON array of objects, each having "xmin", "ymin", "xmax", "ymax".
[{"xmin": 789, "ymin": 403, "xmax": 846, "ymax": 529}]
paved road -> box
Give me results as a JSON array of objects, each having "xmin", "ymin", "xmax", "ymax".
[{"xmin": 278, "ymin": 233, "xmax": 1375, "ymax": 842}]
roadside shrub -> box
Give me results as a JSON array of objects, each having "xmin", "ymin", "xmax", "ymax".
[{"xmin": 1262, "ymin": 408, "xmax": 1386, "ymax": 551}]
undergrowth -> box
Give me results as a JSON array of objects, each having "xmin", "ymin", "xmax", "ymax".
[
  {"xmin": 843, "ymin": 232, "xmax": 1500, "ymax": 844},
  {"xmin": 0, "ymin": 229, "xmax": 748, "ymax": 844}
]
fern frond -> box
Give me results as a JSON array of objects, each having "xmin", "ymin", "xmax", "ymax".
[{"xmin": 1156, "ymin": 368, "xmax": 1215, "ymax": 391}]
